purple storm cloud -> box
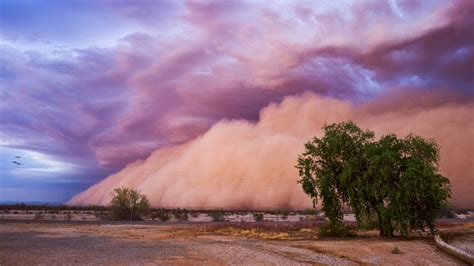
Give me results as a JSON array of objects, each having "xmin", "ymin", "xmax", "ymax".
[{"xmin": 0, "ymin": 0, "xmax": 472, "ymax": 206}]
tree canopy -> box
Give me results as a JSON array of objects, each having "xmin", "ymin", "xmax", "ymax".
[
  {"xmin": 109, "ymin": 187, "xmax": 150, "ymax": 221},
  {"xmin": 296, "ymin": 121, "xmax": 451, "ymax": 237}
]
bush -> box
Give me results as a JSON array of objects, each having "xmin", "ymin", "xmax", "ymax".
[
  {"xmin": 150, "ymin": 211, "xmax": 159, "ymax": 221},
  {"xmin": 64, "ymin": 213, "xmax": 73, "ymax": 221},
  {"xmin": 173, "ymin": 209, "xmax": 189, "ymax": 221},
  {"xmin": 318, "ymin": 223, "xmax": 355, "ymax": 238},
  {"xmin": 438, "ymin": 206, "xmax": 456, "ymax": 219},
  {"xmin": 109, "ymin": 187, "xmax": 151, "ymax": 221},
  {"xmin": 391, "ymin": 246, "xmax": 403, "ymax": 254},
  {"xmin": 151, "ymin": 209, "xmax": 170, "ymax": 222},
  {"xmin": 209, "ymin": 210, "xmax": 226, "ymax": 222},
  {"xmin": 252, "ymin": 212, "xmax": 264, "ymax": 222},
  {"xmin": 159, "ymin": 212, "xmax": 171, "ymax": 222},
  {"xmin": 34, "ymin": 212, "xmax": 44, "ymax": 220}
]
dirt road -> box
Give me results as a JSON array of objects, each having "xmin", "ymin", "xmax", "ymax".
[{"xmin": 0, "ymin": 222, "xmax": 469, "ymax": 265}]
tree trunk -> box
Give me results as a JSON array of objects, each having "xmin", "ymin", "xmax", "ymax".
[{"xmin": 376, "ymin": 208, "xmax": 393, "ymax": 237}]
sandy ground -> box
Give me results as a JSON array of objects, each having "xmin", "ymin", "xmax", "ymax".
[{"xmin": 0, "ymin": 221, "xmax": 471, "ymax": 265}]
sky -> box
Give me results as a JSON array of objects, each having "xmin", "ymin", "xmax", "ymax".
[{"xmin": 0, "ymin": 0, "xmax": 473, "ymax": 207}]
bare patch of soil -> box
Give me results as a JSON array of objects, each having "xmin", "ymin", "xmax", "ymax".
[{"xmin": 0, "ymin": 222, "xmax": 470, "ymax": 265}]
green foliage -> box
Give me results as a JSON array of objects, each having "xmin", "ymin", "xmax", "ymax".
[
  {"xmin": 159, "ymin": 211, "xmax": 171, "ymax": 222},
  {"xmin": 209, "ymin": 210, "xmax": 226, "ymax": 222},
  {"xmin": 296, "ymin": 121, "xmax": 451, "ymax": 237},
  {"xmin": 173, "ymin": 209, "xmax": 189, "ymax": 221},
  {"xmin": 252, "ymin": 212, "xmax": 264, "ymax": 222},
  {"xmin": 109, "ymin": 187, "xmax": 151, "ymax": 221},
  {"xmin": 150, "ymin": 211, "xmax": 159, "ymax": 220},
  {"xmin": 357, "ymin": 211, "xmax": 379, "ymax": 230},
  {"xmin": 318, "ymin": 222, "xmax": 355, "ymax": 238}
]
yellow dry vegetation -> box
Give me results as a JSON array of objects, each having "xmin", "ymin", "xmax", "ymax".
[
  {"xmin": 213, "ymin": 227, "xmax": 319, "ymax": 240},
  {"xmin": 464, "ymin": 222, "xmax": 474, "ymax": 230}
]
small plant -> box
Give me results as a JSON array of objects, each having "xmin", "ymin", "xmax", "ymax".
[
  {"xmin": 252, "ymin": 212, "xmax": 264, "ymax": 222},
  {"xmin": 438, "ymin": 206, "xmax": 456, "ymax": 219},
  {"xmin": 209, "ymin": 210, "xmax": 226, "ymax": 222},
  {"xmin": 34, "ymin": 212, "xmax": 44, "ymax": 220},
  {"xmin": 280, "ymin": 210, "xmax": 289, "ymax": 220},
  {"xmin": 150, "ymin": 211, "xmax": 159, "ymax": 221},
  {"xmin": 159, "ymin": 212, "xmax": 170, "ymax": 222},
  {"xmin": 318, "ymin": 223, "xmax": 355, "ymax": 238},
  {"xmin": 64, "ymin": 213, "xmax": 73, "ymax": 221},
  {"xmin": 391, "ymin": 246, "xmax": 403, "ymax": 254},
  {"xmin": 51, "ymin": 214, "xmax": 57, "ymax": 220},
  {"xmin": 173, "ymin": 210, "xmax": 189, "ymax": 221}
]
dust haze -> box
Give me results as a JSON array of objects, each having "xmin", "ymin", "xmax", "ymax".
[{"xmin": 69, "ymin": 92, "xmax": 473, "ymax": 209}]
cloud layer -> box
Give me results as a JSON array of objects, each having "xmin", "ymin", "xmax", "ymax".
[{"xmin": 1, "ymin": 0, "xmax": 473, "ymax": 203}]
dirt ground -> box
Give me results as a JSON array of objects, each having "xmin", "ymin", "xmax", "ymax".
[{"xmin": 0, "ymin": 221, "xmax": 472, "ymax": 265}]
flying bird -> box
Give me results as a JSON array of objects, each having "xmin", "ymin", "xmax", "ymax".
[{"xmin": 12, "ymin": 161, "xmax": 22, "ymax": 166}]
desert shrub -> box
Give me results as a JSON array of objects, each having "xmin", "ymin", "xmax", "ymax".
[
  {"xmin": 159, "ymin": 212, "xmax": 171, "ymax": 222},
  {"xmin": 34, "ymin": 212, "xmax": 44, "ymax": 220},
  {"xmin": 279, "ymin": 210, "xmax": 290, "ymax": 220},
  {"xmin": 51, "ymin": 214, "xmax": 57, "ymax": 220},
  {"xmin": 438, "ymin": 206, "xmax": 456, "ymax": 219},
  {"xmin": 173, "ymin": 209, "xmax": 189, "ymax": 221},
  {"xmin": 150, "ymin": 211, "xmax": 159, "ymax": 221},
  {"xmin": 318, "ymin": 222, "xmax": 355, "ymax": 238},
  {"xmin": 191, "ymin": 212, "xmax": 199, "ymax": 218},
  {"xmin": 64, "ymin": 213, "xmax": 73, "ymax": 221},
  {"xmin": 301, "ymin": 209, "xmax": 319, "ymax": 215},
  {"xmin": 391, "ymin": 246, "xmax": 403, "ymax": 254},
  {"xmin": 252, "ymin": 212, "xmax": 264, "ymax": 222},
  {"xmin": 209, "ymin": 210, "xmax": 226, "ymax": 222},
  {"xmin": 455, "ymin": 209, "xmax": 469, "ymax": 215},
  {"xmin": 109, "ymin": 187, "xmax": 150, "ymax": 221}
]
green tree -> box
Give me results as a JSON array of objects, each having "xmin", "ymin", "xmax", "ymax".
[
  {"xmin": 296, "ymin": 121, "xmax": 451, "ymax": 237},
  {"xmin": 110, "ymin": 187, "xmax": 151, "ymax": 221}
]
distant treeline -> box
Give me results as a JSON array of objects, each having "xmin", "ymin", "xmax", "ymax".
[
  {"xmin": 0, "ymin": 203, "xmax": 322, "ymax": 215},
  {"xmin": 1, "ymin": 203, "xmax": 469, "ymax": 219}
]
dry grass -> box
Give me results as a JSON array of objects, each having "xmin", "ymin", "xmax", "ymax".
[{"xmin": 203, "ymin": 223, "xmax": 321, "ymax": 240}]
